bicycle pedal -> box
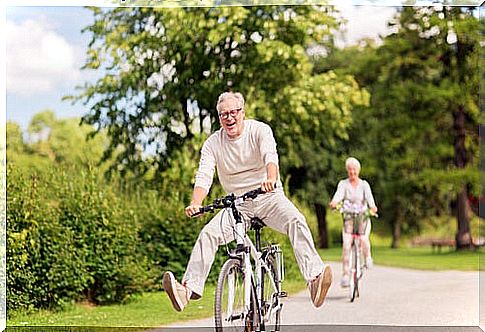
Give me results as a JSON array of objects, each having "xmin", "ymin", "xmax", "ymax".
[{"xmin": 278, "ymin": 291, "xmax": 288, "ymax": 298}]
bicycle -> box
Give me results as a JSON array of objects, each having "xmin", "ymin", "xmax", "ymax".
[
  {"xmin": 336, "ymin": 201, "xmax": 377, "ymax": 302},
  {"xmin": 194, "ymin": 187, "xmax": 287, "ymax": 332}
]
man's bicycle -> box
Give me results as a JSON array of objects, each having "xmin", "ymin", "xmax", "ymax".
[{"xmin": 194, "ymin": 187, "xmax": 287, "ymax": 332}]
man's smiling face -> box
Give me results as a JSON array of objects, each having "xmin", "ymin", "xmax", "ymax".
[{"xmin": 218, "ymin": 96, "xmax": 245, "ymax": 139}]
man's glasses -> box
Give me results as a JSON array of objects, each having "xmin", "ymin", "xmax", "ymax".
[{"xmin": 218, "ymin": 108, "xmax": 242, "ymax": 120}]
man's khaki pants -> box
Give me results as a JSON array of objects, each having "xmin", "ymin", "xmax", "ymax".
[{"xmin": 182, "ymin": 188, "xmax": 325, "ymax": 297}]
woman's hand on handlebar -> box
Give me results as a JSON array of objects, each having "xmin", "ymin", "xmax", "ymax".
[
  {"xmin": 370, "ymin": 206, "xmax": 378, "ymax": 216},
  {"xmin": 185, "ymin": 204, "xmax": 203, "ymax": 218}
]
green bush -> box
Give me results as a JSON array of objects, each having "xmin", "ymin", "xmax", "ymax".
[{"xmin": 7, "ymin": 163, "xmax": 148, "ymax": 313}]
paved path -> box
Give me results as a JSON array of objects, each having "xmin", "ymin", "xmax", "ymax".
[{"xmin": 160, "ymin": 261, "xmax": 482, "ymax": 331}]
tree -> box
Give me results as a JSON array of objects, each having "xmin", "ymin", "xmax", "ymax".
[
  {"xmin": 440, "ymin": 6, "xmax": 480, "ymax": 248},
  {"xmin": 70, "ymin": 7, "xmax": 365, "ymax": 174},
  {"xmin": 26, "ymin": 110, "xmax": 108, "ymax": 167},
  {"xmin": 319, "ymin": 6, "xmax": 480, "ymax": 248},
  {"xmin": 70, "ymin": 6, "xmax": 370, "ymax": 247},
  {"xmin": 6, "ymin": 122, "xmax": 27, "ymax": 156}
]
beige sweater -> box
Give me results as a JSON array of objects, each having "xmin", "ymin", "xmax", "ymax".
[{"xmin": 194, "ymin": 119, "xmax": 281, "ymax": 195}]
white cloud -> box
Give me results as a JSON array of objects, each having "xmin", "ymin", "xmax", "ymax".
[
  {"xmin": 6, "ymin": 18, "xmax": 81, "ymax": 96},
  {"xmin": 335, "ymin": 5, "xmax": 397, "ymax": 48}
]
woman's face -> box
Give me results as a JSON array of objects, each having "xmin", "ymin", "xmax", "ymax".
[{"xmin": 346, "ymin": 164, "xmax": 360, "ymax": 181}]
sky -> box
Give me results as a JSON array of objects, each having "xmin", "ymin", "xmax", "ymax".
[
  {"xmin": 3, "ymin": 3, "xmax": 403, "ymax": 131},
  {"xmin": 6, "ymin": 6, "xmax": 99, "ymax": 130}
]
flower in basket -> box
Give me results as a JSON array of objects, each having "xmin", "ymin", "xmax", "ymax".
[
  {"xmin": 337, "ymin": 200, "xmax": 378, "ymax": 219},
  {"xmin": 339, "ymin": 200, "xmax": 367, "ymax": 215}
]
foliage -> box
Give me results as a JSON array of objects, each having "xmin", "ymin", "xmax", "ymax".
[
  {"xmin": 6, "ymin": 162, "xmax": 148, "ymax": 313},
  {"xmin": 316, "ymin": 6, "xmax": 480, "ymax": 245},
  {"xmin": 27, "ymin": 110, "xmax": 108, "ymax": 166},
  {"xmin": 265, "ymin": 72, "xmax": 369, "ymax": 205},
  {"xmin": 68, "ymin": 5, "xmax": 365, "ymax": 190}
]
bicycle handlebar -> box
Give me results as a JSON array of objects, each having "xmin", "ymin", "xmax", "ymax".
[
  {"xmin": 192, "ymin": 187, "xmax": 266, "ymax": 217},
  {"xmin": 332, "ymin": 208, "xmax": 379, "ymax": 219}
]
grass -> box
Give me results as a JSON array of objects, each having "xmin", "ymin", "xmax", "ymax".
[
  {"xmin": 8, "ymin": 279, "xmax": 306, "ymax": 328},
  {"xmin": 319, "ymin": 245, "xmax": 483, "ymax": 271}
]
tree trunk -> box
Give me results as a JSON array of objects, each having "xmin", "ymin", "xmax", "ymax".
[
  {"xmin": 391, "ymin": 218, "xmax": 401, "ymax": 249},
  {"xmin": 453, "ymin": 106, "xmax": 472, "ymax": 249},
  {"xmin": 314, "ymin": 203, "xmax": 328, "ymax": 249},
  {"xmin": 455, "ymin": 187, "xmax": 472, "ymax": 249}
]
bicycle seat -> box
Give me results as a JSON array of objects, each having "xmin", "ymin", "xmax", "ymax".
[{"xmin": 250, "ymin": 217, "xmax": 266, "ymax": 230}]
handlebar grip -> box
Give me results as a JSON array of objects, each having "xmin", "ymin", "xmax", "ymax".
[
  {"xmin": 243, "ymin": 187, "xmax": 264, "ymax": 199},
  {"xmin": 191, "ymin": 204, "xmax": 223, "ymax": 218},
  {"xmin": 191, "ymin": 209, "xmax": 204, "ymax": 218}
]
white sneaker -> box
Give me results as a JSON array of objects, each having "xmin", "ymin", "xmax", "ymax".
[
  {"xmin": 340, "ymin": 276, "xmax": 350, "ymax": 288},
  {"xmin": 366, "ymin": 257, "xmax": 373, "ymax": 269}
]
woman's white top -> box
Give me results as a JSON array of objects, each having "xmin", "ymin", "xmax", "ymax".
[{"xmin": 330, "ymin": 178, "xmax": 376, "ymax": 208}]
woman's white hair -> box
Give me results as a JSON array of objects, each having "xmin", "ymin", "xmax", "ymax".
[
  {"xmin": 345, "ymin": 157, "xmax": 361, "ymax": 171},
  {"xmin": 216, "ymin": 92, "xmax": 245, "ymax": 112}
]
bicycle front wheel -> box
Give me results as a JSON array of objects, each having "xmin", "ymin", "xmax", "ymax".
[
  {"xmin": 349, "ymin": 241, "xmax": 359, "ymax": 302},
  {"xmin": 215, "ymin": 258, "xmax": 259, "ymax": 332}
]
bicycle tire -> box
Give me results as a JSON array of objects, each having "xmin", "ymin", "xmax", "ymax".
[
  {"xmin": 349, "ymin": 241, "xmax": 359, "ymax": 302},
  {"xmin": 261, "ymin": 252, "xmax": 281, "ymax": 332},
  {"xmin": 215, "ymin": 258, "xmax": 259, "ymax": 332}
]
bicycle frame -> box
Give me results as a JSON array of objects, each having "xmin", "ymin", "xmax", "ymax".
[
  {"xmin": 346, "ymin": 214, "xmax": 367, "ymax": 302},
  {"xmin": 225, "ymin": 220, "xmax": 281, "ymax": 325},
  {"xmin": 221, "ymin": 195, "xmax": 280, "ymax": 322}
]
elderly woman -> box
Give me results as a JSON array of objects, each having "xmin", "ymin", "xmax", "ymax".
[{"xmin": 329, "ymin": 157, "xmax": 378, "ymax": 288}]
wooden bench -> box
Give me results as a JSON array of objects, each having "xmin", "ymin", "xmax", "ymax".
[
  {"xmin": 430, "ymin": 239, "xmax": 455, "ymax": 252},
  {"xmin": 410, "ymin": 237, "xmax": 455, "ymax": 252}
]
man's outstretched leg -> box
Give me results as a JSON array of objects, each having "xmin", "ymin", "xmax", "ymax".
[{"xmin": 163, "ymin": 210, "xmax": 236, "ymax": 311}]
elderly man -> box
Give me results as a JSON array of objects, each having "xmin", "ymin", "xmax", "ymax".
[{"xmin": 163, "ymin": 91, "xmax": 332, "ymax": 311}]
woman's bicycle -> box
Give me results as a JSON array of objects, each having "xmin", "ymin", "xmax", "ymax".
[
  {"xmin": 336, "ymin": 200, "xmax": 377, "ymax": 302},
  {"xmin": 194, "ymin": 187, "xmax": 286, "ymax": 332}
]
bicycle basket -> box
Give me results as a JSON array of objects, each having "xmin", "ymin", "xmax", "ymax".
[{"xmin": 343, "ymin": 212, "xmax": 368, "ymax": 235}]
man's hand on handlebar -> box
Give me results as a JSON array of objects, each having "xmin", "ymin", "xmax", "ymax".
[
  {"xmin": 261, "ymin": 180, "xmax": 276, "ymax": 193},
  {"xmin": 185, "ymin": 204, "xmax": 203, "ymax": 218}
]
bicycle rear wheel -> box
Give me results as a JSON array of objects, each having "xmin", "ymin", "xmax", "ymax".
[
  {"xmin": 215, "ymin": 258, "xmax": 259, "ymax": 332},
  {"xmin": 349, "ymin": 242, "xmax": 359, "ymax": 302},
  {"xmin": 261, "ymin": 253, "xmax": 282, "ymax": 332}
]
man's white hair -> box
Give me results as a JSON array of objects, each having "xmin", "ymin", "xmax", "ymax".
[
  {"xmin": 216, "ymin": 92, "xmax": 245, "ymax": 112},
  {"xmin": 345, "ymin": 157, "xmax": 361, "ymax": 171}
]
